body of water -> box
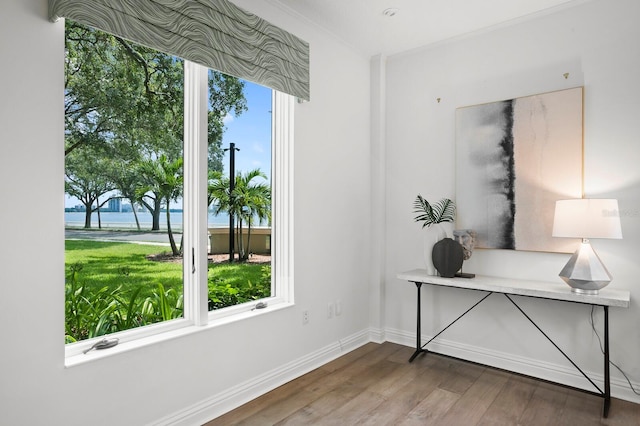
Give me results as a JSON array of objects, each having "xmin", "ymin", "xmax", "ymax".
[{"xmin": 65, "ymin": 211, "xmax": 231, "ymax": 230}]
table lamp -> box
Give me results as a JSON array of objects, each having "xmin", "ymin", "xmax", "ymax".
[{"xmin": 552, "ymin": 199, "xmax": 622, "ymax": 294}]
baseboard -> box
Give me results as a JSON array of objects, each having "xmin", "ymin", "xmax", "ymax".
[
  {"xmin": 384, "ymin": 327, "xmax": 640, "ymax": 405},
  {"xmin": 150, "ymin": 329, "xmax": 371, "ymax": 426},
  {"xmin": 368, "ymin": 326, "xmax": 386, "ymax": 344}
]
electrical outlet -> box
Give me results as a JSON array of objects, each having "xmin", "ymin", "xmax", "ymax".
[
  {"xmin": 302, "ymin": 310, "xmax": 309, "ymax": 325},
  {"xmin": 335, "ymin": 299, "xmax": 342, "ymax": 316},
  {"xmin": 327, "ymin": 302, "xmax": 335, "ymax": 319}
]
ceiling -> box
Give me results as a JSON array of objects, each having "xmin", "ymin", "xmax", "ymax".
[{"xmin": 272, "ymin": 0, "xmax": 581, "ymax": 56}]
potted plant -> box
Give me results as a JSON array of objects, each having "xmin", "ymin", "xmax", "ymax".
[{"xmin": 413, "ymin": 195, "xmax": 456, "ymax": 275}]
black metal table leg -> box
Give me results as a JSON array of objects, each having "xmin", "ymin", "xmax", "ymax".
[
  {"xmin": 603, "ymin": 305, "xmax": 610, "ymax": 418},
  {"xmin": 409, "ymin": 281, "xmax": 427, "ymax": 362}
]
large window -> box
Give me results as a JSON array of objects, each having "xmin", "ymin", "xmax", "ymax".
[
  {"xmin": 206, "ymin": 78, "xmax": 274, "ymax": 311},
  {"xmin": 64, "ymin": 20, "xmax": 293, "ymax": 356}
]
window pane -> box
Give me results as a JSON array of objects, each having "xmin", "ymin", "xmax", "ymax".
[
  {"xmin": 207, "ymin": 75, "xmax": 273, "ymax": 310},
  {"xmin": 64, "ymin": 20, "xmax": 184, "ymax": 343}
]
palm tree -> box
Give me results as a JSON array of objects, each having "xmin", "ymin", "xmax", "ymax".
[
  {"xmin": 138, "ymin": 154, "xmax": 184, "ymax": 255},
  {"xmin": 234, "ymin": 169, "xmax": 271, "ymax": 260},
  {"xmin": 208, "ymin": 168, "xmax": 271, "ymax": 261},
  {"xmin": 208, "ymin": 170, "xmax": 235, "ymax": 260},
  {"xmin": 207, "ymin": 170, "xmax": 229, "ymax": 210}
]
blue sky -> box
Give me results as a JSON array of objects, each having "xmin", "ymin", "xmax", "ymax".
[{"xmin": 220, "ymin": 80, "xmax": 272, "ymax": 184}]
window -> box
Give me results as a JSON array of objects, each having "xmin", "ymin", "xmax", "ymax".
[
  {"xmin": 206, "ymin": 78, "xmax": 273, "ymax": 311},
  {"xmin": 64, "ymin": 21, "xmax": 293, "ymax": 357}
]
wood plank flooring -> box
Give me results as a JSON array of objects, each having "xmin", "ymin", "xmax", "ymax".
[{"xmin": 204, "ymin": 342, "xmax": 640, "ymax": 425}]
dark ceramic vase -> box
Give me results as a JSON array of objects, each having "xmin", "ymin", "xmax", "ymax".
[{"xmin": 432, "ymin": 238, "xmax": 464, "ymax": 278}]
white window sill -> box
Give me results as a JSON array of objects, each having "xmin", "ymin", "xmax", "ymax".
[{"xmin": 65, "ymin": 301, "xmax": 294, "ymax": 368}]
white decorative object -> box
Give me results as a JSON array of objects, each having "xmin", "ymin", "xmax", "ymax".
[
  {"xmin": 413, "ymin": 196, "xmax": 456, "ymax": 276},
  {"xmin": 453, "ymin": 228, "xmax": 477, "ymax": 278},
  {"xmin": 453, "ymin": 229, "xmax": 477, "ymax": 260},
  {"xmin": 423, "ymin": 224, "xmax": 447, "ymax": 275}
]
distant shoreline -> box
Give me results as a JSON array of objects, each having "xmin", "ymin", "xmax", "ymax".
[{"xmin": 64, "ymin": 210, "xmax": 231, "ymax": 231}]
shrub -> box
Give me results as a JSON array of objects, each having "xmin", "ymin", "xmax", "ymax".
[
  {"xmin": 207, "ymin": 264, "xmax": 271, "ymax": 310},
  {"xmin": 65, "ymin": 263, "xmax": 183, "ymax": 342}
]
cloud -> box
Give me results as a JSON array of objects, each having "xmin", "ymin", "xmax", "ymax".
[
  {"xmin": 252, "ymin": 142, "xmax": 265, "ymax": 154},
  {"xmin": 223, "ymin": 113, "xmax": 234, "ymax": 124}
]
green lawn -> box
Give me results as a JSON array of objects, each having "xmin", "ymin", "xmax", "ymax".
[
  {"xmin": 65, "ymin": 240, "xmax": 183, "ymax": 296},
  {"xmin": 65, "ymin": 240, "xmax": 271, "ymax": 342}
]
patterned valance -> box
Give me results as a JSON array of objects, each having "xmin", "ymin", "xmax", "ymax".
[{"xmin": 50, "ymin": 0, "xmax": 310, "ymax": 100}]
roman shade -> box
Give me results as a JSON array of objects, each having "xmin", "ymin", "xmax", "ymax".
[{"xmin": 49, "ymin": 0, "xmax": 310, "ymax": 100}]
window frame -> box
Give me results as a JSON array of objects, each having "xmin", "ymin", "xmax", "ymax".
[{"xmin": 64, "ymin": 59, "xmax": 294, "ymax": 363}]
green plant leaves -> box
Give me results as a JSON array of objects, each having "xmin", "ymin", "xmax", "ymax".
[
  {"xmin": 65, "ymin": 264, "xmax": 184, "ymax": 342},
  {"xmin": 207, "ymin": 265, "xmax": 271, "ymax": 311},
  {"xmin": 65, "ymin": 241, "xmax": 270, "ymax": 343},
  {"xmin": 413, "ymin": 195, "xmax": 456, "ymax": 228}
]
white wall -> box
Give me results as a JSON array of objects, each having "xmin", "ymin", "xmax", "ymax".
[
  {"xmin": 0, "ymin": 0, "xmax": 371, "ymax": 425},
  {"xmin": 3, "ymin": 0, "xmax": 638, "ymax": 422},
  {"xmin": 384, "ymin": 0, "xmax": 640, "ymax": 402}
]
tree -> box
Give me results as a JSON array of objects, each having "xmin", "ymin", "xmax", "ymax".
[
  {"xmin": 137, "ymin": 155, "xmax": 184, "ymax": 255},
  {"xmin": 65, "ymin": 20, "xmax": 246, "ymax": 161},
  {"xmin": 64, "ymin": 19, "xmax": 249, "ymax": 235},
  {"xmin": 208, "ymin": 170, "xmax": 228, "ymax": 210},
  {"xmin": 64, "ymin": 21, "xmax": 148, "ymax": 157},
  {"xmin": 234, "ymin": 170, "xmax": 271, "ymax": 260},
  {"xmin": 108, "ymin": 161, "xmax": 144, "ymax": 230},
  {"xmin": 65, "ymin": 144, "xmax": 115, "ymax": 228},
  {"xmin": 208, "ymin": 169, "xmax": 271, "ymax": 261},
  {"xmin": 136, "ymin": 175, "xmax": 163, "ymax": 231}
]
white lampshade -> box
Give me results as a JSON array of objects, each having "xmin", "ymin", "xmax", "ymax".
[
  {"xmin": 552, "ymin": 198, "xmax": 622, "ymax": 295},
  {"xmin": 552, "ymin": 199, "xmax": 622, "ymax": 239}
]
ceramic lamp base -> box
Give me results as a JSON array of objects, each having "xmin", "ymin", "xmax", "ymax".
[{"xmin": 559, "ymin": 241, "xmax": 612, "ymax": 295}]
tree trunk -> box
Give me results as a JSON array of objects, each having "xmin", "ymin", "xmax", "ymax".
[
  {"xmin": 131, "ymin": 201, "xmax": 141, "ymax": 230},
  {"xmin": 238, "ymin": 219, "xmax": 249, "ymax": 261},
  {"xmin": 244, "ymin": 219, "xmax": 253, "ymax": 261},
  {"xmin": 166, "ymin": 200, "xmax": 179, "ymax": 256},
  {"xmin": 96, "ymin": 196, "xmax": 102, "ymax": 229},
  {"xmin": 152, "ymin": 197, "xmax": 162, "ymax": 231},
  {"xmin": 237, "ymin": 219, "xmax": 246, "ymax": 261},
  {"xmin": 83, "ymin": 204, "xmax": 92, "ymax": 228}
]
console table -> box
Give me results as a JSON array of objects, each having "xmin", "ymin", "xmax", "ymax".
[{"xmin": 397, "ymin": 269, "xmax": 630, "ymax": 418}]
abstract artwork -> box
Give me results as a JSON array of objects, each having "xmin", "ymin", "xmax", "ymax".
[{"xmin": 455, "ymin": 87, "xmax": 583, "ymax": 253}]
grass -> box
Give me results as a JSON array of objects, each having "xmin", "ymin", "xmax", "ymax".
[
  {"xmin": 65, "ymin": 240, "xmax": 271, "ymax": 341},
  {"xmin": 65, "ymin": 240, "xmax": 268, "ymax": 298},
  {"xmin": 65, "ymin": 240, "xmax": 183, "ymax": 298}
]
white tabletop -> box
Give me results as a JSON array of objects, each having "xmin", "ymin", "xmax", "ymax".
[{"xmin": 397, "ymin": 269, "xmax": 630, "ymax": 308}]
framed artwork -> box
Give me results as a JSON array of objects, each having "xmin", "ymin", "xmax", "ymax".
[{"xmin": 455, "ymin": 87, "xmax": 583, "ymax": 253}]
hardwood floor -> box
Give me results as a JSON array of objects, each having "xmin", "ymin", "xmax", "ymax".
[{"xmin": 205, "ymin": 342, "xmax": 640, "ymax": 425}]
